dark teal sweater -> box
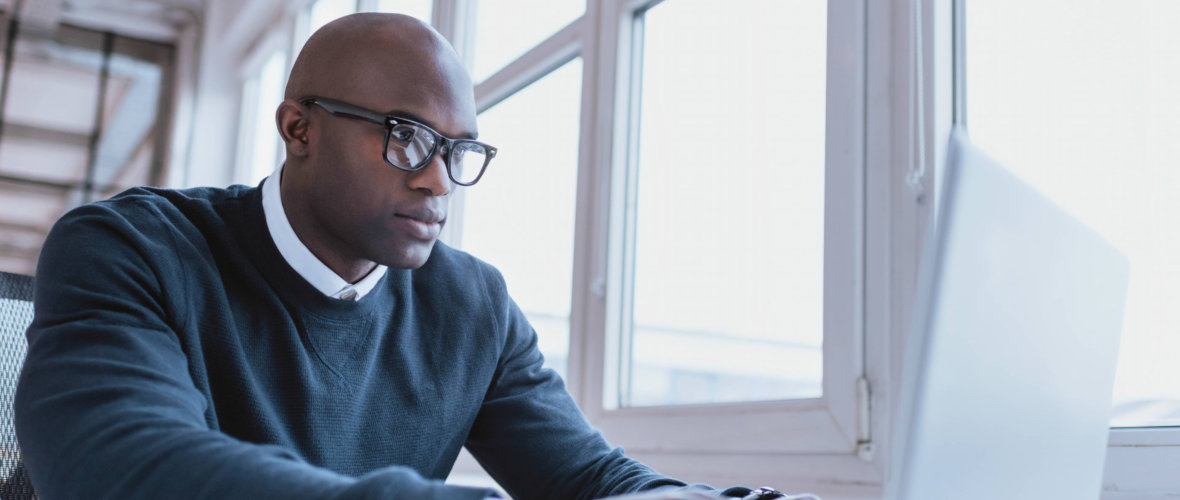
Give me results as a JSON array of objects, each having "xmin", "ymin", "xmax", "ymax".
[{"xmin": 15, "ymin": 184, "xmax": 686, "ymax": 499}]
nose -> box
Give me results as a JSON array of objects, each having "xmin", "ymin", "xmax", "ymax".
[{"xmin": 406, "ymin": 149, "xmax": 452, "ymax": 197}]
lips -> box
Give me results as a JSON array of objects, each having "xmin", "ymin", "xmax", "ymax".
[
  {"xmin": 393, "ymin": 209, "xmax": 444, "ymax": 240},
  {"xmin": 395, "ymin": 209, "xmax": 444, "ymax": 225}
]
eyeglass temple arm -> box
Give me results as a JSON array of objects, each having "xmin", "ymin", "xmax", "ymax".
[{"xmin": 302, "ymin": 98, "xmax": 388, "ymax": 127}]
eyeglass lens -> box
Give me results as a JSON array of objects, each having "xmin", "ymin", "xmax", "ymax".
[{"xmin": 385, "ymin": 123, "xmax": 488, "ymax": 185}]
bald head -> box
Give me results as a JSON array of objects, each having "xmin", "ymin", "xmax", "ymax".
[{"xmin": 285, "ymin": 13, "xmax": 475, "ymax": 124}]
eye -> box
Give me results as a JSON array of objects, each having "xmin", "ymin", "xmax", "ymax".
[{"xmin": 390, "ymin": 126, "xmax": 416, "ymax": 143}]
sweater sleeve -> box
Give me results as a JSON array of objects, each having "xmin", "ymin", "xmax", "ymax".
[
  {"xmin": 14, "ymin": 202, "xmax": 495, "ymax": 500},
  {"xmin": 463, "ymin": 266, "xmax": 688, "ymax": 500}
]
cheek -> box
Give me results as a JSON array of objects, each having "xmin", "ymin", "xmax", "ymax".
[
  {"xmin": 316, "ymin": 133, "xmax": 390, "ymax": 198},
  {"xmin": 325, "ymin": 170, "xmax": 387, "ymax": 224},
  {"xmin": 302, "ymin": 153, "xmax": 378, "ymax": 231}
]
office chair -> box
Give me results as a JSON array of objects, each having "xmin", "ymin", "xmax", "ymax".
[{"xmin": 0, "ymin": 271, "xmax": 35, "ymax": 499}]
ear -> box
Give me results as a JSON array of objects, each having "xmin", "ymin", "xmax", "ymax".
[{"xmin": 276, "ymin": 100, "xmax": 311, "ymax": 157}]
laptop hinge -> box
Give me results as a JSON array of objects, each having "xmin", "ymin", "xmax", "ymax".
[{"xmin": 855, "ymin": 376, "xmax": 874, "ymax": 461}]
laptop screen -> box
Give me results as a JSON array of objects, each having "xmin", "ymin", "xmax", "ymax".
[{"xmin": 886, "ymin": 129, "xmax": 1129, "ymax": 500}]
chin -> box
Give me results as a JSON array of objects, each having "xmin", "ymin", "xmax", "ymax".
[{"xmin": 378, "ymin": 242, "xmax": 435, "ymax": 270}]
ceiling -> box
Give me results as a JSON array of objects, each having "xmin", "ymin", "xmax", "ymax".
[
  {"xmin": 0, "ymin": 0, "xmax": 207, "ymax": 42},
  {"xmin": 63, "ymin": 0, "xmax": 206, "ymax": 24}
]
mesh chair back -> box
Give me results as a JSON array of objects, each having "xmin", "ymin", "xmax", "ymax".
[{"xmin": 0, "ymin": 272, "xmax": 35, "ymax": 499}]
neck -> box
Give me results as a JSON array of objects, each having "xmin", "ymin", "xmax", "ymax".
[
  {"xmin": 290, "ymin": 217, "xmax": 378, "ymax": 284},
  {"xmin": 279, "ymin": 167, "xmax": 377, "ymax": 284}
]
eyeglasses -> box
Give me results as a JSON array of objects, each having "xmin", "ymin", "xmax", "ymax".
[{"xmin": 299, "ymin": 96, "xmax": 497, "ymax": 186}]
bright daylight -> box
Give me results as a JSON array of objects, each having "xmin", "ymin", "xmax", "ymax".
[{"xmin": 0, "ymin": 0, "xmax": 1176, "ymax": 499}]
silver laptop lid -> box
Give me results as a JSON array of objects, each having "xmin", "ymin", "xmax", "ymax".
[{"xmin": 886, "ymin": 129, "xmax": 1129, "ymax": 500}]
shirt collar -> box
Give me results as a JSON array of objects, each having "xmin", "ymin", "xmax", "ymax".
[{"xmin": 262, "ymin": 165, "xmax": 387, "ymax": 301}]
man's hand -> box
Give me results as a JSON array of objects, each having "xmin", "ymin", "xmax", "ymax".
[
  {"xmin": 599, "ymin": 487, "xmax": 819, "ymax": 500},
  {"xmin": 598, "ymin": 489, "xmax": 726, "ymax": 500}
]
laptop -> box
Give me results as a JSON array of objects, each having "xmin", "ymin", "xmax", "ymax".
[{"xmin": 885, "ymin": 129, "xmax": 1130, "ymax": 499}]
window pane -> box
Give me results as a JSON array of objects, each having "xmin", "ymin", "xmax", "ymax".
[
  {"xmin": 238, "ymin": 50, "xmax": 286, "ymax": 186},
  {"xmin": 0, "ymin": 26, "xmax": 104, "ymax": 186},
  {"xmin": 309, "ymin": 0, "xmax": 356, "ymax": 35},
  {"xmin": 624, "ymin": 0, "xmax": 827, "ymax": 407},
  {"xmin": 0, "ymin": 26, "xmax": 103, "ymax": 277},
  {"xmin": 460, "ymin": 59, "xmax": 582, "ymax": 381},
  {"xmin": 966, "ymin": 0, "xmax": 1180, "ymax": 427},
  {"xmin": 375, "ymin": 0, "xmax": 431, "ymax": 24},
  {"xmin": 97, "ymin": 37, "xmax": 174, "ymax": 195},
  {"xmin": 0, "ymin": 27, "xmax": 172, "ymax": 276},
  {"xmin": 471, "ymin": 0, "xmax": 584, "ymax": 82}
]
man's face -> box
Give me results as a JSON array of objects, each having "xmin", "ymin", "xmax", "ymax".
[{"xmin": 291, "ymin": 45, "xmax": 479, "ymax": 271}]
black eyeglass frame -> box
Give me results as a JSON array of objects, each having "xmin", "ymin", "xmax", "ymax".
[{"xmin": 299, "ymin": 96, "xmax": 497, "ymax": 186}]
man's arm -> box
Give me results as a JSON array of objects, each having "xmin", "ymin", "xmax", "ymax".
[
  {"xmin": 463, "ymin": 266, "xmax": 691, "ymax": 500},
  {"xmin": 14, "ymin": 202, "xmax": 494, "ymax": 500}
]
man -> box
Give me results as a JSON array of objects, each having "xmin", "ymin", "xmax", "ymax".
[{"xmin": 14, "ymin": 13, "xmax": 785, "ymax": 500}]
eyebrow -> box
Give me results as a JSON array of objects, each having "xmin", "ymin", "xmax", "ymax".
[{"xmin": 387, "ymin": 109, "xmax": 479, "ymax": 140}]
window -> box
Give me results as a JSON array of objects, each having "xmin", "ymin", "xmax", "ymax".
[
  {"xmin": 960, "ymin": 0, "xmax": 1180, "ymax": 494},
  {"xmin": 964, "ymin": 0, "xmax": 1180, "ymax": 430},
  {"xmin": 620, "ymin": 0, "xmax": 827, "ymax": 408},
  {"xmin": 584, "ymin": 0, "xmax": 869, "ymax": 458},
  {"xmin": 460, "ymin": 58, "xmax": 583, "ymax": 380},
  {"xmin": 439, "ymin": 0, "xmax": 873, "ymax": 490},
  {"xmin": 0, "ymin": 23, "xmax": 173, "ymax": 275},
  {"xmin": 469, "ymin": 0, "xmax": 584, "ymax": 82},
  {"xmin": 234, "ymin": 47, "xmax": 287, "ymax": 186}
]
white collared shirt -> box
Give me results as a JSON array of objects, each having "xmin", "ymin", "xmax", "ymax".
[{"xmin": 261, "ymin": 165, "xmax": 387, "ymax": 301}]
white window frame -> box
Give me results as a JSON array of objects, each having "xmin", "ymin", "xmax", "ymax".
[
  {"xmin": 446, "ymin": 0, "xmax": 886, "ymax": 492},
  {"xmin": 582, "ymin": 0, "xmax": 869, "ymax": 467},
  {"xmin": 1105, "ymin": 429, "xmax": 1180, "ymax": 497}
]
